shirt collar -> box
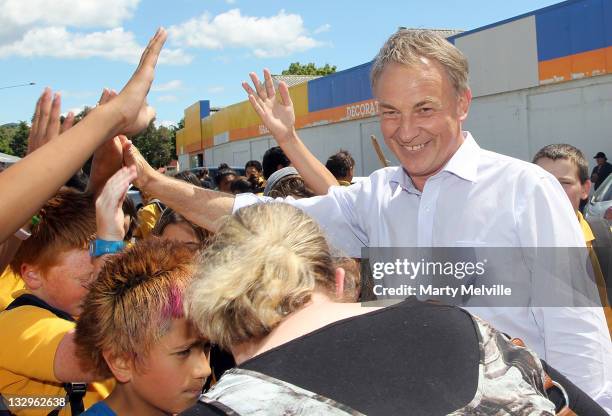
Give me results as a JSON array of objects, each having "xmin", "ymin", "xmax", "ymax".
[
  {"xmin": 442, "ymin": 131, "xmax": 480, "ymax": 183},
  {"xmin": 389, "ymin": 131, "xmax": 480, "ymax": 194}
]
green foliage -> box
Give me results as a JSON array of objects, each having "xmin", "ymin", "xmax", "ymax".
[
  {"xmin": 0, "ymin": 111, "xmax": 181, "ymax": 168},
  {"xmin": 281, "ymin": 62, "xmax": 337, "ymax": 76},
  {"xmin": 9, "ymin": 121, "xmax": 30, "ymax": 157},
  {"xmin": 131, "ymin": 120, "xmax": 174, "ymax": 168},
  {"xmin": 0, "ymin": 124, "xmax": 18, "ymax": 154}
]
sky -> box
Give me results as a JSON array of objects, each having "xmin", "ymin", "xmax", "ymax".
[{"xmin": 0, "ymin": 0, "xmax": 562, "ymax": 127}]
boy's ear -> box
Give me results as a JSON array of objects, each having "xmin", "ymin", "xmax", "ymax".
[
  {"xmin": 103, "ymin": 351, "xmax": 133, "ymax": 383},
  {"xmin": 581, "ymin": 179, "xmax": 592, "ymax": 201},
  {"xmin": 21, "ymin": 263, "xmax": 43, "ymax": 290}
]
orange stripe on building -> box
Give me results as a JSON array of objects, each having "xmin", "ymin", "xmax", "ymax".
[
  {"xmin": 539, "ymin": 46, "xmax": 611, "ymax": 84},
  {"xmin": 223, "ymin": 99, "xmax": 380, "ymax": 146}
]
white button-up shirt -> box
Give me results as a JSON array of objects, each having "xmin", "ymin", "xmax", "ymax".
[{"xmin": 234, "ymin": 132, "xmax": 612, "ymax": 410}]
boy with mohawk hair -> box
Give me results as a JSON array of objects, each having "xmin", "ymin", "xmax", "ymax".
[
  {"xmin": 0, "ymin": 188, "xmax": 112, "ymax": 415},
  {"xmin": 75, "ymin": 238, "xmax": 211, "ymax": 416}
]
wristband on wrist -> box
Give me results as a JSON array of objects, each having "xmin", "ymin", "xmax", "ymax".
[
  {"xmin": 13, "ymin": 228, "xmax": 32, "ymax": 240},
  {"xmin": 89, "ymin": 239, "xmax": 125, "ymax": 258}
]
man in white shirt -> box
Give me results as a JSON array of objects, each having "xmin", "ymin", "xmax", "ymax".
[{"xmin": 126, "ymin": 29, "xmax": 611, "ymax": 410}]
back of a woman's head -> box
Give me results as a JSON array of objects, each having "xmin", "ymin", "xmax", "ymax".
[{"xmin": 185, "ymin": 203, "xmax": 335, "ymax": 350}]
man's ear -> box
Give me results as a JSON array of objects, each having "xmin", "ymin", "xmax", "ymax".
[
  {"xmin": 103, "ymin": 351, "xmax": 133, "ymax": 383},
  {"xmin": 21, "ymin": 263, "xmax": 43, "ymax": 291},
  {"xmin": 335, "ymin": 267, "xmax": 346, "ymax": 299},
  {"xmin": 456, "ymin": 88, "xmax": 472, "ymax": 122},
  {"xmin": 581, "ymin": 179, "xmax": 592, "ymax": 201}
]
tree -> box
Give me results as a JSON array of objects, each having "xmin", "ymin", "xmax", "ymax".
[
  {"xmin": 0, "ymin": 124, "xmax": 17, "ymax": 154},
  {"xmin": 282, "ymin": 62, "xmax": 336, "ymax": 76},
  {"xmin": 9, "ymin": 121, "xmax": 30, "ymax": 158},
  {"xmin": 131, "ymin": 120, "xmax": 173, "ymax": 168},
  {"xmin": 166, "ymin": 117, "xmax": 184, "ymax": 158}
]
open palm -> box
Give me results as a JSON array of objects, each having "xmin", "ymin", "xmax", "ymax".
[{"xmin": 242, "ymin": 69, "xmax": 296, "ymax": 143}]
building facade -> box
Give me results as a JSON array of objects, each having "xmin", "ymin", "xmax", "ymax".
[{"xmin": 176, "ymin": 0, "xmax": 612, "ymax": 175}]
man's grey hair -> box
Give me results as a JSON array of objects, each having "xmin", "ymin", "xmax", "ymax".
[{"xmin": 371, "ymin": 29, "xmax": 469, "ymax": 95}]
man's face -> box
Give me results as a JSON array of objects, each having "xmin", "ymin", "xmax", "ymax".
[
  {"xmin": 129, "ymin": 318, "xmax": 211, "ymax": 414},
  {"xmin": 375, "ymin": 60, "xmax": 471, "ymax": 189},
  {"xmin": 596, "ymin": 157, "xmax": 606, "ymax": 166},
  {"xmin": 535, "ymin": 157, "xmax": 590, "ymax": 211},
  {"xmin": 39, "ymin": 249, "xmax": 94, "ymax": 316}
]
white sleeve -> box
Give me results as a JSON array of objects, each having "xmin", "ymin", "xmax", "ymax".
[
  {"xmin": 233, "ymin": 190, "xmax": 367, "ymax": 258},
  {"xmin": 516, "ymin": 170, "xmax": 612, "ymax": 411}
]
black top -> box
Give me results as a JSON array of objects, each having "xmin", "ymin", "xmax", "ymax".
[
  {"xmin": 592, "ymin": 161, "xmax": 612, "ymax": 189},
  {"xmin": 181, "ymin": 298, "xmax": 606, "ymax": 415},
  {"xmin": 184, "ymin": 298, "xmax": 479, "ymax": 415}
]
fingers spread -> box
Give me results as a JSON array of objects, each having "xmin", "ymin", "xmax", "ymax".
[
  {"xmin": 98, "ymin": 88, "xmax": 110, "ymax": 105},
  {"xmin": 30, "ymin": 89, "xmax": 47, "ymax": 139},
  {"xmin": 247, "ymin": 94, "xmax": 265, "ymax": 118},
  {"xmin": 44, "ymin": 92, "xmax": 62, "ymax": 141},
  {"xmin": 37, "ymin": 88, "xmax": 53, "ymax": 139},
  {"xmin": 278, "ymin": 81, "xmax": 293, "ymax": 107},
  {"xmin": 249, "ymin": 72, "xmax": 266, "ymax": 99},
  {"xmin": 263, "ymin": 68, "xmax": 275, "ymax": 99},
  {"xmin": 60, "ymin": 112, "xmax": 75, "ymax": 134}
]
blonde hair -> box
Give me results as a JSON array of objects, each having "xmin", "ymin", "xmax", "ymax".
[
  {"xmin": 371, "ymin": 29, "xmax": 469, "ymax": 95},
  {"xmin": 185, "ymin": 203, "xmax": 357, "ymax": 350},
  {"xmin": 75, "ymin": 239, "xmax": 198, "ymax": 376}
]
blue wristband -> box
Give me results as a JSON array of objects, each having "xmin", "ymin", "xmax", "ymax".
[{"xmin": 89, "ymin": 239, "xmax": 125, "ymax": 258}]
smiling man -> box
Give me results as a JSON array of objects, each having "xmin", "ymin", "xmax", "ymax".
[{"xmin": 126, "ymin": 29, "xmax": 612, "ymax": 410}]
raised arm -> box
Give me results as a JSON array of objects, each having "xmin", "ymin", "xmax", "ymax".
[
  {"xmin": 0, "ymin": 28, "xmax": 167, "ymax": 243},
  {"xmin": 0, "ymin": 91, "xmax": 75, "ymax": 269},
  {"xmin": 243, "ymin": 69, "xmax": 338, "ymax": 195},
  {"xmin": 86, "ymin": 89, "xmax": 125, "ymax": 198},
  {"xmin": 54, "ymin": 166, "xmax": 137, "ymax": 382},
  {"xmin": 122, "ymin": 137, "xmax": 234, "ymax": 232}
]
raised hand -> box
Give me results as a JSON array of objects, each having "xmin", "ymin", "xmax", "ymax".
[
  {"xmin": 107, "ymin": 27, "xmax": 167, "ymax": 137},
  {"xmin": 87, "ymin": 89, "xmax": 125, "ymax": 196},
  {"xmin": 120, "ymin": 136, "xmax": 156, "ymax": 189},
  {"xmin": 242, "ymin": 68, "xmax": 296, "ymax": 143},
  {"xmin": 27, "ymin": 88, "xmax": 74, "ymax": 154},
  {"xmin": 95, "ymin": 166, "xmax": 137, "ymax": 241}
]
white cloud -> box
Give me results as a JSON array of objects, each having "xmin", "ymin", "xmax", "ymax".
[
  {"xmin": 157, "ymin": 95, "xmax": 178, "ymax": 103},
  {"xmin": 168, "ymin": 9, "xmax": 322, "ymax": 58},
  {"xmin": 155, "ymin": 120, "xmax": 177, "ymax": 128},
  {"xmin": 0, "ymin": 0, "xmax": 140, "ymax": 43},
  {"xmin": 207, "ymin": 85, "xmax": 225, "ymax": 93},
  {"xmin": 0, "ymin": 27, "xmax": 193, "ymax": 65},
  {"xmin": 152, "ymin": 80, "xmax": 183, "ymax": 92},
  {"xmin": 314, "ymin": 24, "xmax": 331, "ymax": 34},
  {"xmin": 0, "ymin": 0, "xmax": 139, "ymax": 27}
]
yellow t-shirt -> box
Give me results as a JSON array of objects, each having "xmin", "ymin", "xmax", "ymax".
[
  {"xmin": 0, "ymin": 301, "xmax": 112, "ymax": 415},
  {"xmin": 133, "ymin": 202, "xmax": 162, "ymax": 240},
  {"xmin": 0, "ymin": 268, "xmax": 26, "ymax": 310},
  {"xmin": 577, "ymin": 211, "xmax": 612, "ymax": 336}
]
